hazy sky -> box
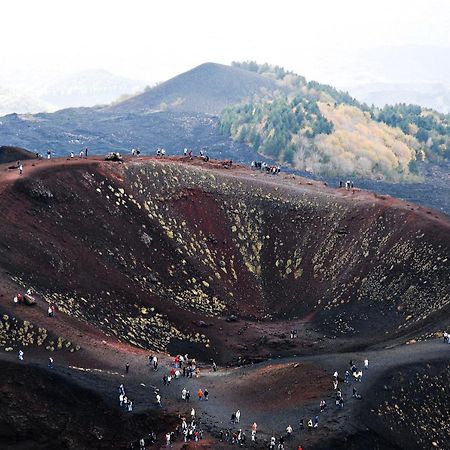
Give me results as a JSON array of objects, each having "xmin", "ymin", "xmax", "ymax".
[{"xmin": 1, "ymin": 0, "xmax": 450, "ymax": 86}]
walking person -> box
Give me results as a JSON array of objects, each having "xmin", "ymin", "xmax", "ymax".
[
  {"xmin": 48, "ymin": 357, "xmax": 54, "ymax": 368},
  {"xmin": 18, "ymin": 349, "xmax": 24, "ymax": 361},
  {"xmin": 125, "ymin": 362, "xmax": 130, "ymax": 373},
  {"xmin": 19, "ymin": 164, "xmax": 23, "ymax": 175}
]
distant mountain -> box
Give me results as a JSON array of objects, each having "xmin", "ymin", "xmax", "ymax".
[
  {"xmin": 345, "ymin": 82, "xmax": 450, "ymax": 113},
  {"xmin": 0, "ymin": 86, "xmax": 53, "ymax": 116},
  {"xmin": 41, "ymin": 69, "xmax": 147, "ymax": 109},
  {"xmin": 111, "ymin": 62, "xmax": 281, "ymax": 114}
]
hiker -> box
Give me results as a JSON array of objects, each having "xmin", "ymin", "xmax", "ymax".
[
  {"xmin": 139, "ymin": 438, "xmax": 145, "ymax": 449},
  {"xmin": 286, "ymin": 424, "xmax": 293, "ymax": 438},
  {"xmin": 186, "ymin": 390, "xmax": 190, "ymax": 402},
  {"xmin": 167, "ymin": 375, "xmax": 172, "ymax": 385},
  {"xmin": 364, "ymin": 359, "xmax": 369, "ymax": 369},
  {"xmin": 119, "ymin": 393, "xmax": 124, "ymax": 406},
  {"xmin": 156, "ymin": 393, "xmax": 162, "ymax": 407},
  {"xmin": 307, "ymin": 419, "xmax": 313, "ymax": 430},
  {"xmin": 181, "ymin": 387, "xmax": 187, "ymax": 401},
  {"xmin": 320, "ymin": 400, "xmax": 327, "ymax": 412},
  {"xmin": 163, "ymin": 375, "xmax": 167, "ymax": 385},
  {"xmin": 153, "ymin": 355, "xmax": 158, "ymax": 371},
  {"xmin": 126, "ymin": 362, "xmax": 130, "ymax": 373},
  {"xmin": 79, "ymin": 150, "xmax": 84, "ymax": 158},
  {"xmin": 197, "ymin": 388, "xmax": 203, "ymax": 401},
  {"xmin": 190, "ymin": 407, "xmax": 195, "ymax": 419},
  {"xmin": 48, "ymin": 357, "xmax": 54, "ymax": 368},
  {"xmin": 165, "ymin": 432, "xmax": 171, "ymax": 447},
  {"xmin": 333, "ymin": 378, "xmax": 339, "ymax": 390},
  {"xmin": 251, "ymin": 429, "xmax": 256, "ymax": 441},
  {"xmin": 47, "ymin": 150, "xmax": 51, "ymax": 159},
  {"xmin": 204, "ymin": 388, "xmax": 209, "ymax": 401},
  {"xmin": 51, "ymin": 304, "xmax": 56, "ymax": 316},
  {"xmin": 161, "ymin": 149, "xmax": 166, "ymax": 157},
  {"xmin": 184, "ymin": 148, "xmax": 188, "ymax": 156},
  {"xmin": 270, "ymin": 436, "xmax": 276, "ymax": 449},
  {"xmin": 70, "ymin": 152, "xmax": 74, "ymax": 159},
  {"xmin": 344, "ymin": 370, "xmax": 350, "ymax": 383},
  {"xmin": 119, "ymin": 384, "xmax": 125, "ymax": 395},
  {"xmin": 212, "ymin": 360, "xmax": 217, "ymax": 372},
  {"xmin": 235, "ymin": 409, "xmax": 241, "ymax": 423},
  {"xmin": 85, "ymin": 148, "xmax": 88, "ymax": 157},
  {"xmin": 19, "ymin": 164, "xmax": 23, "ymax": 175},
  {"xmin": 314, "ymin": 416, "xmax": 319, "ymax": 428},
  {"xmin": 128, "ymin": 400, "xmax": 133, "ymax": 412},
  {"xmin": 18, "ymin": 349, "xmax": 24, "ymax": 361},
  {"xmin": 231, "ymin": 412, "xmax": 236, "ymax": 423}
]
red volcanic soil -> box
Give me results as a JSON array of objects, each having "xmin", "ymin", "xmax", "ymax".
[{"xmin": 0, "ymin": 155, "xmax": 449, "ymax": 449}]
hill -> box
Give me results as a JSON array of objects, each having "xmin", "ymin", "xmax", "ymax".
[
  {"xmin": 110, "ymin": 62, "xmax": 281, "ymax": 114},
  {"xmin": 0, "ymin": 145, "xmax": 37, "ymax": 164},
  {"xmin": 220, "ymin": 62, "xmax": 450, "ymax": 182}
]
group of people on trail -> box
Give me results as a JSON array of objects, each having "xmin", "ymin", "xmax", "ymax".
[
  {"xmin": 68, "ymin": 148, "xmax": 89, "ymax": 159},
  {"xmin": 339, "ymin": 179, "xmax": 355, "ymax": 190},
  {"xmin": 251, "ymin": 160, "xmax": 281, "ymax": 175},
  {"xmin": 148, "ymin": 354, "xmax": 158, "ymax": 370},
  {"xmin": 137, "ymin": 432, "xmax": 157, "ymax": 449},
  {"xmin": 183, "ymin": 147, "xmax": 209, "ymax": 162},
  {"xmin": 219, "ymin": 428, "xmax": 246, "ymax": 446},
  {"xmin": 118, "ymin": 384, "xmax": 134, "ymax": 412},
  {"xmin": 156, "ymin": 148, "xmax": 166, "ymax": 157},
  {"xmin": 177, "ymin": 414, "xmax": 204, "ymax": 444},
  {"xmin": 231, "ymin": 409, "xmax": 241, "ymax": 424}
]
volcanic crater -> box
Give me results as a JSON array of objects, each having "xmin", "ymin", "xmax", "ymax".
[{"xmin": 0, "ymin": 155, "xmax": 449, "ymax": 449}]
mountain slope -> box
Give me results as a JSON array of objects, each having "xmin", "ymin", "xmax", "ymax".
[
  {"xmin": 220, "ymin": 62, "xmax": 450, "ymax": 181},
  {"xmin": 0, "ymin": 145, "xmax": 37, "ymax": 164},
  {"xmin": 111, "ymin": 62, "xmax": 281, "ymax": 114}
]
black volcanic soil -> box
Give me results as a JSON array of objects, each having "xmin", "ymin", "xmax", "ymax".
[
  {"xmin": 0, "ymin": 145, "xmax": 37, "ymax": 164},
  {"xmin": 0, "ymin": 155, "xmax": 449, "ymax": 449},
  {"xmin": 0, "ymin": 359, "xmax": 178, "ymax": 450}
]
